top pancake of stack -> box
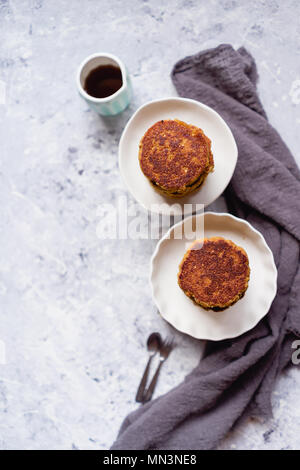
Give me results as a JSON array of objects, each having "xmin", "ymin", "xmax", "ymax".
[{"xmin": 139, "ymin": 119, "xmax": 214, "ymax": 197}]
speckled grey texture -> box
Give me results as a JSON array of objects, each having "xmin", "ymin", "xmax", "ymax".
[{"xmin": 0, "ymin": 0, "xmax": 300, "ymax": 450}]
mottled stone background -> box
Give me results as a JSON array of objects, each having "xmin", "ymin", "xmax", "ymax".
[{"xmin": 0, "ymin": 0, "xmax": 299, "ymax": 450}]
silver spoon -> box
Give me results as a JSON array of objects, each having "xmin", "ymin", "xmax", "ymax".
[
  {"xmin": 135, "ymin": 332, "xmax": 162, "ymax": 402},
  {"xmin": 143, "ymin": 337, "xmax": 174, "ymax": 403}
]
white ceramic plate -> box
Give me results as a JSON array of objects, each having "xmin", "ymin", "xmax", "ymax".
[
  {"xmin": 119, "ymin": 97, "xmax": 238, "ymax": 215},
  {"xmin": 150, "ymin": 212, "xmax": 277, "ymax": 341}
]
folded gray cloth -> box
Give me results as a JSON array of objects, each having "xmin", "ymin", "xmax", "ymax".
[{"xmin": 111, "ymin": 44, "xmax": 300, "ymax": 450}]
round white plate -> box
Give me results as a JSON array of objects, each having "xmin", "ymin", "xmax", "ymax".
[
  {"xmin": 150, "ymin": 212, "xmax": 277, "ymax": 341},
  {"xmin": 119, "ymin": 97, "xmax": 238, "ymax": 215}
]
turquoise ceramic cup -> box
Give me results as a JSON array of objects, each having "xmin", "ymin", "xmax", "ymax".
[{"xmin": 77, "ymin": 53, "xmax": 132, "ymax": 116}]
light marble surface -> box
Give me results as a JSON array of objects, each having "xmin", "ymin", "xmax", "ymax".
[{"xmin": 0, "ymin": 0, "xmax": 300, "ymax": 450}]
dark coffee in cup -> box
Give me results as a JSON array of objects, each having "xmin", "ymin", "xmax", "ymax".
[{"xmin": 84, "ymin": 65, "xmax": 123, "ymax": 99}]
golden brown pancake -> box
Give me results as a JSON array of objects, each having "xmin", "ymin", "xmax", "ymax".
[
  {"xmin": 178, "ymin": 237, "xmax": 250, "ymax": 310},
  {"xmin": 139, "ymin": 119, "xmax": 214, "ymax": 197}
]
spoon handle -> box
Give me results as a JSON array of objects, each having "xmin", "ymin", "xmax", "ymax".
[
  {"xmin": 143, "ymin": 360, "xmax": 163, "ymax": 403},
  {"xmin": 135, "ymin": 355, "xmax": 153, "ymax": 402}
]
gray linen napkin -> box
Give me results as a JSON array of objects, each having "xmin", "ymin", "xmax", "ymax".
[{"xmin": 111, "ymin": 45, "xmax": 300, "ymax": 450}]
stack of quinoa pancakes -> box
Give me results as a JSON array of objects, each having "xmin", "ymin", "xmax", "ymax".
[
  {"xmin": 178, "ymin": 237, "xmax": 250, "ymax": 311},
  {"xmin": 139, "ymin": 119, "xmax": 214, "ymax": 198}
]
